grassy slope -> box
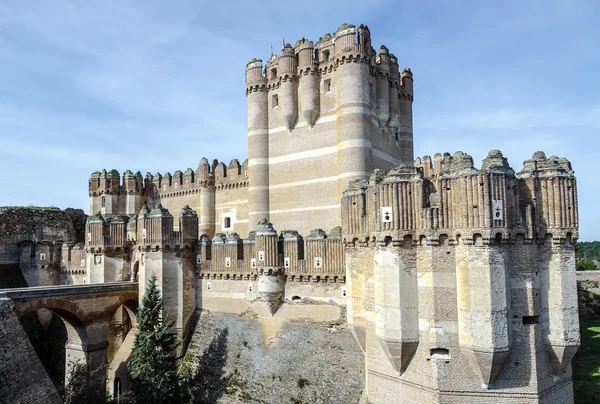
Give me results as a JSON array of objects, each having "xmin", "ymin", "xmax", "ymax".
[{"xmin": 573, "ymin": 316, "xmax": 600, "ymax": 403}]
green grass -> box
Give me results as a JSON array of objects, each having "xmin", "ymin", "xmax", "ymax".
[{"xmin": 573, "ymin": 316, "xmax": 600, "ymax": 403}]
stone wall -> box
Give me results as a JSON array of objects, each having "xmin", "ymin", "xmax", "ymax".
[
  {"xmin": 0, "ymin": 298, "xmax": 62, "ymax": 404},
  {"xmin": 577, "ymin": 270, "xmax": 600, "ymax": 316},
  {"xmin": 0, "ymin": 207, "xmax": 86, "ymax": 263},
  {"xmin": 181, "ymin": 308, "xmax": 364, "ymax": 404}
]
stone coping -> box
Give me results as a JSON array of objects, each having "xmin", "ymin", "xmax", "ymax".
[{"xmin": 0, "ymin": 282, "xmax": 138, "ymax": 299}]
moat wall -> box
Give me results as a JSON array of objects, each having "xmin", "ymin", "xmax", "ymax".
[{"xmin": 181, "ymin": 306, "xmax": 364, "ymax": 404}]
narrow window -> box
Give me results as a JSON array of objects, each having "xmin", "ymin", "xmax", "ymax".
[
  {"xmin": 324, "ymin": 78, "xmax": 331, "ymax": 94},
  {"xmin": 271, "ymin": 68, "xmax": 277, "ymax": 79},
  {"xmin": 272, "ymin": 94, "xmax": 279, "ymax": 108},
  {"xmin": 224, "ymin": 217, "xmax": 231, "ymax": 229},
  {"xmin": 322, "ymin": 49, "xmax": 330, "ymax": 62},
  {"xmin": 101, "ymin": 196, "xmax": 106, "ymax": 207}
]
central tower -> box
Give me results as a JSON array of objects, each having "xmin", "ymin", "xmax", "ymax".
[{"xmin": 246, "ymin": 24, "xmax": 414, "ymax": 234}]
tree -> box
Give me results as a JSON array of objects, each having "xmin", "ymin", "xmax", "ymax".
[
  {"xmin": 64, "ymin": 362, "xmax": 106, "ymax": 404},
  {"xmin": 577, "ymin": 259, "xmax": 598, "ymax": 272},
  {"xmin": 128, "ymin": 275, "xmax": 180, "ymax": 403}
]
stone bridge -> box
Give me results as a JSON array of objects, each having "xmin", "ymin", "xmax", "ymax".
[{"xmin": 0, "ymin": 282, "xmax": 138, "ymax": 402}]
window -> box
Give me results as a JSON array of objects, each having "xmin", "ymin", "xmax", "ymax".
[
  {"xmin": 272, "ymin": 94, "xmax": 279, "ymax": 108},
  {"xmin": 284, "ymin": 257, "xmax": 290, "ymax": 268},
  {"xmin": 314, "ymin": 257, "xmax": 322, "ymax": 268},
  {"xmin": 225, "ymin": 257, "xmax": 231, "ymax": 267},
  {"xmin": 322, "ymin": 49, "xmax": 330, "ymax": 62},
  {"xmin": 101, "ymin": 196, "xmax": 106, "ymax": 207},
  {"xmin": 224, "ymin": 217, "xmax": 231, "ymax": 229},
  {"xmin": 271, "ymin": 68, "xmax": 277, "ymax": 79},
  {"xmin": 39, "ymin": 252, "xmax": 46, "ymax": 261},
  {"xmin": 258, "ymin": 250, "xmax": 265, "ymax": 261},
  {"xmin": 324, "ymin": 79, "xmax": 331, "ymax": 94}
]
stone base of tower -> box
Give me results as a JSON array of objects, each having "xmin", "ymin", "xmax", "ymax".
[{"xmin": 362, "ymin": 321, "xmax": 575, "ymax": 403}]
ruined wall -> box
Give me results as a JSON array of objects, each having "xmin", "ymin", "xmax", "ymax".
[
  {"xmin": 0, "ymin": 299, "xmax": 62, "ymax": 404},
  {"xmin": 0, "ymin": 207, "xmax": 87, "ymax": 287}
]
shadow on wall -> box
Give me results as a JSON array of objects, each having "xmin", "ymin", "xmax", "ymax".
[{"xmin": 183, "ymin": 327, "xmax": 229, "ymax": 404}]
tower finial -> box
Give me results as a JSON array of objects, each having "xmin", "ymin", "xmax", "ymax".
[{"xmin": 270, "ymin": 42, "xmax": 274, "ymax": 57}]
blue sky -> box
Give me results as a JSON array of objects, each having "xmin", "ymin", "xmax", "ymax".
[{"xmin": 0, "ymin": 0, "xmax": 598, "ymax": 240}]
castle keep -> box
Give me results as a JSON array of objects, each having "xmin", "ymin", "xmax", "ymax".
[
  {"xmin": 88, "ymin": 23, "xmax": 413, "ymax": 237},
  {"xmin": 4, "ymin": 23, "xmax": 579, "ymax": 403}
]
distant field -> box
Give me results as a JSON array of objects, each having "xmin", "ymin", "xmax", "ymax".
[{"xmin": 573, "ymin": 316, "xmax": 600, "ymax": 403}]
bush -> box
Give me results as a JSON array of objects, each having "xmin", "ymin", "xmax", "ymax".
[{"xmin": 577, "ymin": 259, "xmax": 598, "ymax": 271}]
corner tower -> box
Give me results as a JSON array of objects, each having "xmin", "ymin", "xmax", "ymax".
[{"xmin": 245, "ymin": 23, "xmax": 414, "ymax": 234}]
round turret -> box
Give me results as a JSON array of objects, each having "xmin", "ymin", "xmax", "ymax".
[
  {"xmin": 245, "ymin": 58, "xmax": 266, "ymax": 88},
  {"xmin": 333, "ymin": 23, "xmax": 357, "ymax": 55}
]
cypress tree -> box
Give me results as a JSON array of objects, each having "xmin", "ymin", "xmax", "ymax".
[{"xmin": 128, "ymin": 274, "xmax": 180, "ymax": 403}]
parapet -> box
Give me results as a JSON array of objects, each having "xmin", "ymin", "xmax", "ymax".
[
  {"xmin": 345, "ymin": 150, "xmax": 579, "ymax": 242},
  {"xmin": 198, "ymin": 221, "xmax": 345, "ymax": 283},
  {"xmin": 245, "ymin": 22, "xmax": 407, "ymax": 92}
]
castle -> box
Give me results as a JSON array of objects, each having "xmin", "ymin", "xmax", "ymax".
[{"xmin": 47, "ymin": 23, "xmax": 581, "ymax": 402}]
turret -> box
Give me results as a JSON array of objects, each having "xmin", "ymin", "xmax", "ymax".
[
  {"xmin": 89, "ymin": 171, "xmax": 102, "ymax": 215},
  {"xmin": 333, "ymin": 23, "xmax": 357, "ymax": 55},
  {"xmin": 399, "ymin": 68, "xmax": 414, "ymax": 163},
  {"xmin": 123, "ymin": 170, "xmax": 143, "ymax": 216},
  {"xmin": 180, "ymin": 205, "xmax": 199, "ymax": 244},
  {"xmin": 518, "ymin": 152, "xmax": 579, "ymax": 377},
  {"xmin": 97, "ymin": 169, "xmax": 121, "ymax": 219},
  {"xmin": 357, "ymin": 24, "xmax": 371, "ymax": 52},
  {"xmin": 387, "ymin": 53, "xmax": 400, "ymax": 135},
  {"xmin": 375, "ymin": 46, "xmax": 391, "ymax": 130},
  {"xmin": 196, "ymin": 157, "xmax": 215, "ymax": 237},
  {"xmin": 246, "ymin": 58, "xmax": 270, "ymax": 226},
  {"xmin": 254, "ymin": 219, "xmax": 283, "ymax": 314},
  {"xmin": 334, "ymin": 23, "xmax": 373, "ymax": 198},
  {"xmin": 296, "ymin": 39, "xmax": 320, "ymax": 128},
  {"xmin": 279, "ymin": 44, "xmax": 298, "ymax": 132}
]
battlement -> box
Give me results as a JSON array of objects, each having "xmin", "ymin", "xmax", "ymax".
[
  {"xmin": 86, "ymin": 204, "xmax": 199, "ymax": 251},
  {"xmin": 348, "ymin": 150, "xmax": 577, "ymax": 243},
  {"xmin": 89, "ymin": 156, "xmax": 249, "ymax": 199},
  {"xmin": 245, "ymin": 23, "xmax": 410, "ymax": 96},
  {"xmin": 198, "ymin": 224, "xmax": 344, "ymax": 283}
]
